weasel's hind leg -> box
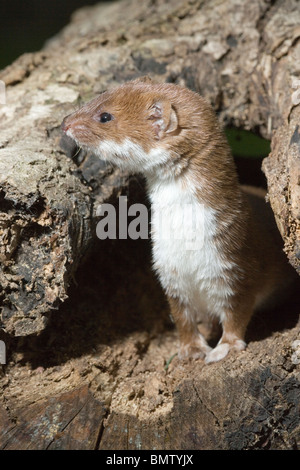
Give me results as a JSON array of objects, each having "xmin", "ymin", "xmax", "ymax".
[
  {"xmin": 168, "ymin": 297, "xmax": 211, "ymax": 360},
  {"xmin": 205, "ymin": 305, "xmax": 254, "ymax": 364}
]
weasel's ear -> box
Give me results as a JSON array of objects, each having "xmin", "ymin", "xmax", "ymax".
[{"xmin": 148, "ymin": 100, "xmax": 178, "ymax": 140}]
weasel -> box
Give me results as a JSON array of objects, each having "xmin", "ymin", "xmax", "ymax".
[{"xmin": 61, "ymin": 77, "xmax": 295, "ymax": 363}]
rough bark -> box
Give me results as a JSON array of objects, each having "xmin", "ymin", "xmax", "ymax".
[
  {"xmin": 0, "ymin": 0, "xmax": 299, "ymax": 451},
  {"xmin": 0, "ymin": 64, "xmax": 128, "ymax": 336}
]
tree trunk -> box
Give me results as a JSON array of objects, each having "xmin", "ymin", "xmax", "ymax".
[{"xmin": 0, "ymin": 0, "xmax": 299, "ymax": 450}]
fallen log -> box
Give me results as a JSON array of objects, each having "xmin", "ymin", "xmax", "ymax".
[{"xmin": 0, "ymin": 0, "xmax": 299, "ymax": 450}]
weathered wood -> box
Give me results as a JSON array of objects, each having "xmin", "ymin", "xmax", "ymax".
[
  {"xmin": 0, "ymin": 74, "xmax": 127, "ymax": 335},
  {"xmin": 0, "ymin": 0, "xmax": 299, "ymax": 334},
  {"xmin": 0, "ymin": 0, "xmax": 299, "ymax": 451},
  {"xmin": 0, "ymin": 386, "xmax": 106, "ymax": 450},
  {"xmin": 262, "ymin": 106, "xmax": 300, "ymax": 273}
]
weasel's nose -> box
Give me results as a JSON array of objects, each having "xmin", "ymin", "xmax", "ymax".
[{"xmin": 61, "ymin": 118, "xmax": 70, "ymax": 133}]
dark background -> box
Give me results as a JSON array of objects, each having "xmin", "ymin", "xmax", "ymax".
[{"xmin": 0, "ymin": 0, "xmax": 116, "ymax": 70}]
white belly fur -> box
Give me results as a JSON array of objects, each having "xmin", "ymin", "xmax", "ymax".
[{"xmin": 148, "ymin": 176, "xmax": 234, "ymax": 321}]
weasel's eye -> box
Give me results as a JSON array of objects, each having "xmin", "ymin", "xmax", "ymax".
[{"xmin": 99, "ymin": 112, "xmax": 113, "ymax": 123}]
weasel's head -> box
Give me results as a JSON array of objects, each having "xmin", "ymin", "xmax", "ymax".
[{"xmin": 61, "ymin": 77, "xmax": 216, "ymax": 173}]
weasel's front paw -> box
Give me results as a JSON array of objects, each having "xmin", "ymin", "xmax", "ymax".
[
  {"xmin": 205, "ymin": 339, "xmax": 246, "ymax": 364},
  {"xmin": 178, "ymin": 336, "xmax": 212, "ymax": 360}
]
